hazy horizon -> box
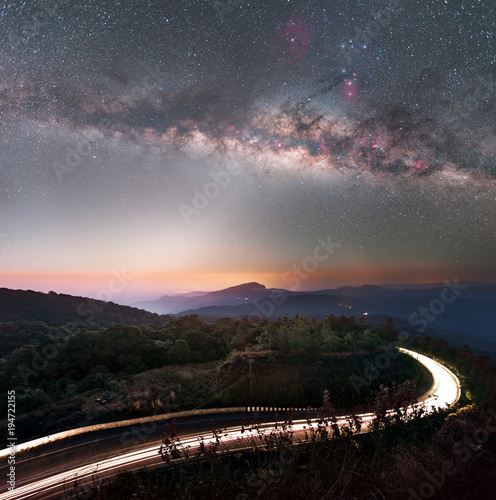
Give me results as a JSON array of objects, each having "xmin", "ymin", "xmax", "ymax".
[
  {"xmin": 1, "ymin": 1, "xmax": 495, "ymax": 305},
  {"xmin": 2, "ymin": 277, "xmax": 495, "ymax": 307}
]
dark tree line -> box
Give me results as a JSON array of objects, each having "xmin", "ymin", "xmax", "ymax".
[{"xmin": 0, "ymin": 315, "xmax": 398, "ymax": 416}]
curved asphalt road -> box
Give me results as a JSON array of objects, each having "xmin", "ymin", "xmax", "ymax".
[{"xmin": 0, "ymin": 349, "xmax": 461, "ymax": 499}]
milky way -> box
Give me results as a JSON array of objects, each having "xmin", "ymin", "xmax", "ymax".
[{"xmin": 0, "ymin": 0, "xmax": 495, "ymax": 296}]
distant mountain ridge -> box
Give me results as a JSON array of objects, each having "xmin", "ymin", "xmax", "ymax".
[
  {"xmin": 1, "ymin": 282, "xmax": 495, "ymax": 359},
  {"xmin": 134, "ymin": 281, "xmax": 496, "ymax": 315},
  {"xmin": 133, "ymin": 281, "xmax": 279, "ymax": 314},
  {"xmin": 165, "ymin": 282, "xmax": 496, "ymax": 359}
]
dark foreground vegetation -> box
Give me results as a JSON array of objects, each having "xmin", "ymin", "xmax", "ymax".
[
  {"xmin": 86, "ymin": 408, "xmax": 496, "ymax": 500},
  {"xmin": 85, "ymin": 335, "xmax": 496, "ymax": 500},
  {"xmin": 1, "ymin": 291, "xmax": 495, "ymax": 498},
  {"xmin": 1, "ymin": 314, "xmax": 421, "ymax": 440}
]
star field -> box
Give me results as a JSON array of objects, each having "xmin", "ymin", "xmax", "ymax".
[{"xmin": 0, "ymin": 0, "xmax": 495, "ymax": 297}]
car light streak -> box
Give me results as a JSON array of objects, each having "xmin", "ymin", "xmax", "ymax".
[{"xmin": 0, "ymin": 349, "xmax": 460, "ymax": 499}]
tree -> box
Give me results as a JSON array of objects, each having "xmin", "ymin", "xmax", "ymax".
[
  {"xmin": 383, "ymin": 318, "xmax": 398, "ymax": 339},
  {"xmin": 181, "ymin": 329, "xmax": 208, "ymax": 351},
  {"xmin": 17, "ymin": 388, "xmax": 51, "ymax": 414},
  {"xmin": 172, "ymin": 339, "xmax": 191, "ymax": 364}
]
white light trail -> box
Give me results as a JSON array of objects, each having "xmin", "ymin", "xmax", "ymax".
[{"xmin": 0, "ymin": 349, "xmax": 461, "ymax": 499}]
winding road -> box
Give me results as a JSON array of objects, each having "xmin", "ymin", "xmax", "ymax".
[{"xmin": 0, "ymin": 349, "xmax": 461, "ymax": 499}]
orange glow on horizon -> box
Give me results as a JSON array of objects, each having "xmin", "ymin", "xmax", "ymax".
[{"xmin": 1, "ymin": 263, "xmax": 489, "ymax": 299}]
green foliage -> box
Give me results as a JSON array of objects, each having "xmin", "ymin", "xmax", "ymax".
[
  {"xmin": 17, "ymin": 388, "xmax": 51, "ymax": 413},
  {"xmin": 2, "ymin": 301, "xmax": 493, "ymax": 500},
  {"xmin": 216, "ymin": 350, "xmax": 425, "ymax": 408},
  {"xmin": 172, "ymin": 339, "xmax": 191, "ymax": 364},
  {"xmin": 252, "ymin": 318, "xmax": 390, "ymax": 355},
  {"xmin": 0, "ymin": 321, "xmax": 71, "ymax": 358},
  {"xmin": 0, "ymin": 315, "xmax": 398, "ymax": 423}
]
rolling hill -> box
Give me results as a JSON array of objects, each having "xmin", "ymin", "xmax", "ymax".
[{"xmin": 0, "ymin": 288, "xmax": 169, "ymax": 327}]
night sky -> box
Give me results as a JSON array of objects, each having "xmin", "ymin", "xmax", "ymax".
[{"xmin": 0, "ymin": 0, "xmax": 495, "ymax": 301}]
